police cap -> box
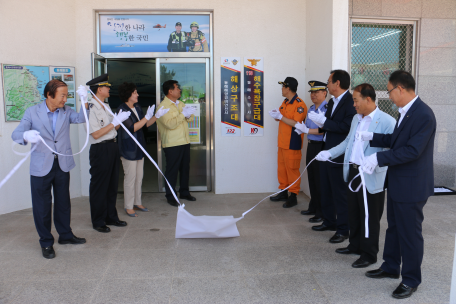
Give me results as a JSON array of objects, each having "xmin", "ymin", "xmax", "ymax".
[
  {"xmin": 86, "ymin": 73, "xmax": 111, "ymax": 87},
  {"xmin": 175, "ymin": 22, "xmax": 182, "ymax": 26},
  {"xmin": 308, "ymin": 80, "xmax": 327, "ymax": 92},
  {"xmin": 278, "ymin": 77, "xmax": 298, "ymax": 89}
]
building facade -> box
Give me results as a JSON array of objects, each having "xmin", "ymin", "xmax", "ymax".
[{"xmin": 0, "ymin": 0, "xmax": 454, "ymax": 214}]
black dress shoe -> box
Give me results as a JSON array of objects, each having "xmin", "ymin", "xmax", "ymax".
[
  {"xmin": 106, "ymin": 220, "xmax": 128, "ymax": 227},
  {"xmin": 365, "ymin": 268, "xmax": 400, "ymax": 279},
  {"xmin": 167, "ymin": 199, "xmax": 179, "ymax": 207},
  {"xmin": 352, "ymin": 258, "xmax": 373, "ymax": 268},
  {"xmin": 42, "ymin": 246, "xmax": 56, "ymax": 259},
  {"xmin": 329, "ymin": 233, "xmax": 348, "ymax": 243},
  {"xmin": 180, "ymin": 194, "xmax": 196, "ymax": 201},
  {"xmin": 309, "ymin": 216, "xmax": 323, "ymax": 223},
  {"xmin": 300, "ymin": 209, "xmax": 315, "ymax": 215},
  {"xmin": 282, "ymin": 193, "xmax": 297, "ymax": 208},
  {"xmin": 392, "ymin": 283, "xmax": 417, "ymax": 299},
  {"xmin": 335, "ymin": 247, "xmax": 361, "ymax": 255},
  {"xmin": 58, "ymin": 235, "xmax": 87, "ymax": 245},
  {"xmin": 93, "ymin": 225, "xmax": 111, "ymax": 233},
  {"xmin": 270, "ymin": 191, "xmax": 288, "ymax": 202},
  {"xmin": 312, "ymin": 224, "xmax": 336, "ymax": 231}
]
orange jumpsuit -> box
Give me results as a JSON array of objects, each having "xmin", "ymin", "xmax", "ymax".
[{"xmin": 277, "ymin": 94, "xmax": 307, "ymax": 194}]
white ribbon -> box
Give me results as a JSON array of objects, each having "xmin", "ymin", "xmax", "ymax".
[
  {"xmin": 0, "ymin": 145, "xmax": 37, "ymax": 189},
  {"xmin": 1, "ymin": 93, "xmax": 90, "ymax": 191}
]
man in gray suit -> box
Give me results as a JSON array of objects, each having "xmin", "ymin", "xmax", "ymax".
[{"xmin": 12, "ymin": 79, "xmax": 88, "ymax": 259}]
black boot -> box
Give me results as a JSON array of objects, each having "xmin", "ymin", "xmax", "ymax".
[
  {"xmin": 270, "ymin": 191, "xmax": 288, "ymax": 201},
  {"xmin": 283, "ymin": 193, "xmax": 297, "ymax": 208}
]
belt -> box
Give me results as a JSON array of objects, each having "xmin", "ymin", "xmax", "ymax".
[
  {"xmin": 308, "ymin": 139, "xmax": 323, "ymax": 144},
  {"xmin": 352, "ymin": 164, "xmax": 359, "ymax": 169},
  {"xmin": 95, "ymin": 138, "xmax": 117, "ymax": 144}
]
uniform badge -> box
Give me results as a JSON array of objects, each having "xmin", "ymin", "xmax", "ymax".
[
  {"xmin": 324, "ymin": 104, "xmax": 328, "ymax": 109},
  {"xmin": 100, "ymin": 119, "xmax": 104, "ymax": 127},
  {"xmin": 89, "ymin": 103, "xmax": 94, "ymax": 109},
  {"xmin": 297, "ymin": 107, "xmax": 304, "ymax": 114}
]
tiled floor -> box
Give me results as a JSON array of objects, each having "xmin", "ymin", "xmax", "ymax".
[{"xmin": 0, "ymin": 192, "xmax": 454, "ymax": 303}]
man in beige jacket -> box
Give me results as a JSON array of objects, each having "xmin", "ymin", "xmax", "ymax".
[{"xmin": 157, "ymin": 80, "xmax": 197, "ymax": 206}]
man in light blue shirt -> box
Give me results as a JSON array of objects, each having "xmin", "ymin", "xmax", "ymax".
[{"xmin": 295, "ymin": 80, "xmax": 328, "ymax": 223}]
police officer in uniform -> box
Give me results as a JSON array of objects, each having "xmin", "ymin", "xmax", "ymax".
[
  {"xmin": 87, "ymin": 74, "xmax": 130, "ymax": 233},
  {"xmin": 268, "ymin": 77, "xmax": 307, "ymax": 208},
  {"xmin": 187, "ymin": 22, "xmax": 208, "ymax": 52},
  {"xmin": 167, "ymin": 22, "xmax": 187, "ymax": 52},
  {"xmin": 295, "ymin": 81, "xmax": 328, "ymax": 223}
]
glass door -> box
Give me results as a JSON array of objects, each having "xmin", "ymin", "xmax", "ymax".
[
  {"xmin": 92, "ymin": 53, "xmax": 107, "ymax": 78},
  {"xmin": 156, "ymin": 58, "xmax": 211, "ymax": 192}
]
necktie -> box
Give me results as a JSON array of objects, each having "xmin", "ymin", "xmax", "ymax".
[{"xmin": 395, "ymin": 112, "xmax": 402, "ymax": 129}]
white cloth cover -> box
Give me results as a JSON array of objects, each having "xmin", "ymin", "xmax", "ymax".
[{"xmin": 175, "ymin": 204, "xmax": 242, "ymax": 238}]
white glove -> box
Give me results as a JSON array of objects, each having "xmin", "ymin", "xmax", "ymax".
[
  {"xmin": 294, "ymin": 122, "xmax": 309, "ymax": 134},
  {"xmin": 76, "ymin": 85, "xmax": 88, "ymax": 105},
  {"xmin": 145, "ymin": 105, "xmax": 155, "ymax": 120},
  {"xmin": 356, "ymin": 131, "xmax": 373, "ymax": 141},
  {"xmin": 111, "ymin": 110, "xmax": 131, "ymax": 127},
  {"xmin": 361, "ymin": 153, "xmax": 378, "ymax": 175},
  {"xmin": 155, "ymin": 106, "xmax": 169, "ymax": 119},
  {"xmin": 23, "ymin": 130, "xmax": 41, "ymax": 144},
  {"xmin": 316, "ymin": 150, "xmax": 332, "ymax": 161},
  {"xmin": 182, "ymin": 105, "xmax": 196, "ymax": 118},
  {"xmin": 269, "ymin": 108, "xmax": 283, "ymax": 120},
  {"xmin": 308, "ymin": 109, "xmax": 326, "ymax": 128}
]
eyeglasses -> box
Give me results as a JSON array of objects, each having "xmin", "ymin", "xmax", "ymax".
[{"xmin": 387, "ymin": 86, "xmax": 398, "ymax": 95}]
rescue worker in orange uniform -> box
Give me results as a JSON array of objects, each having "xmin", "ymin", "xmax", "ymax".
[{"xmin": 269, "ymin": 77, "xmax": 308, "ymax": 208}]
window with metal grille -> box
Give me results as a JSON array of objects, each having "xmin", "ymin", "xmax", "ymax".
[{"xmin": 350, "ymin": 20, "xmax": 416, "ymax": 119}]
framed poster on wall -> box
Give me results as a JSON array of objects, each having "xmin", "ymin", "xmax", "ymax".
[
  {"xmin": 98, "ymin": 13, "xmax": 211, "ymax": 55},
  {"xmin": 49, "ymin": 66, "xmax": 76, "ymax": 110}
]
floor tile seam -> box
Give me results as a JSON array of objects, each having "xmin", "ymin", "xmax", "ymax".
[
  {"xmin": 87, "ymin": 253, "xmax": 117, "ymax": 304},
  {"xmin": 113, "ymin": 224, "xmax": 131, "ymax": 251},
  {"xmin": 309, "ymin": 270, "xmax": 332, "ymax": 303},
  {"xmin": 170, "ymin": 274, "xmax": 248, "ymax": 280},
  {"xmin": 169, "ymin": 241, "xmax": 179, "ymax": 304},
  {"xmin": 86, "ymin": 225, "xmax": 131, "ymax": 303}
]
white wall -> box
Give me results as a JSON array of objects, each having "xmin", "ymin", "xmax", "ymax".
[
  {"xmin": 0, "ymin": 0, "xmax": 82, "ymax": 214},
  {"xmin": 72, "ymin": 0, "xmax": 309, "ymax": 196},
  {"xmin": 303, "ymin": 0, "xmax": 350, "ymax": 197}
]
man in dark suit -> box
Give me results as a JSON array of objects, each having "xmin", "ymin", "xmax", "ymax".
[
  {"xmin": 358, "ymin": 70, "xmax": 436, "ymax": 299},
  {"xmin": 11, "ymin": 79, "xmax": 89, "ymax": 259},
  {"xmin": 308, "ymin": 70, "xmax": 356, "ymax": 243}
]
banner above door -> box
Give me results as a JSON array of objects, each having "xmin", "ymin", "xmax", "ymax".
[{"xmin": 97, "ymin": 12, "xmax": 212, "ymax": 58}]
